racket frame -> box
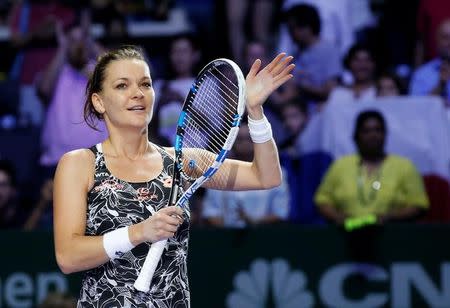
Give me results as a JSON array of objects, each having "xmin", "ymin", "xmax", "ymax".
[{"xmin": 133, "ymin": 58, "xmax": 246, "ymax": 292}]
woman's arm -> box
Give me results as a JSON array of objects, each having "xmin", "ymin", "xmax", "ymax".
[
  {"xmin": 207, "ymin": 54, "xmax": 295, "ymax": 191},
  {"xmin": 53, "ymin": 150, "xmax": 183, "ymax": 274},
  {"xmin": 36, "ymin": 21, "xmax": 68, "ymax": 105},
  {"xmin": 317, "ymin": 204, "xmax": 347, "ymax": 225}
]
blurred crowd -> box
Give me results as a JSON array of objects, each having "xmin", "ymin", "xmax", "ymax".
[{"xmin": 1, "ymin": 0, "xmax": 450, "ymax": 231}]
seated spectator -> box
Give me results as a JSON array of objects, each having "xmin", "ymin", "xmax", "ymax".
[
  {"xmin": 278, "ymin": 0, "xmax": 355, "ymax": 58},
  {"xmin": 278, "ymin": 99, "xmax": 308, "ymax": 157},
  {"xmin": 328, "ymin": 44, "xmax": 377, "ymax": 104},
  {"xmin": 149, "ymin": 33, "xmax": 201, "ymax": 145},
  {"xmin": 283, "ymin": 4, "xmax": 342, "ymax": 105},
  {"xmin": 410, "ymin": 19, "xmax": 450, "ymax": 106},
  {"xmin": 36, "ymin": 21, "xmax": 107, "ymax": 177},
  {"xmin": 0, "ymin": 159, "xmax": 24, "ymax": 229},
  {"xmin": 414, "ymin": 0, "xmax": 450, "ymax": 67},
  {"xmin": 202, "ymin": 121, "xmax": 290, "ymax": 228},
  {"xmin": 376, "ymin": 72, "xmax": 404, "ymax": 97},
  {"xmin": 314, "ymin": 110, "xmax": 429, "ymax": 225},
  {"xmin": 23, "ymin": 179, "xmax": 53, "ymax": 231},
  {"xmin": 278, "ymin": 100, "xmax": 309, "ymax": 223}
]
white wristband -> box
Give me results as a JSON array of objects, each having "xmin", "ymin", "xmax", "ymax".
[
  {"xmin": 103, "ymin": 226, "xmax": 135, "ymax": 260},
  {"xmin": 248, "ymin": 115, "xmax": 273, "ymax": 143}
]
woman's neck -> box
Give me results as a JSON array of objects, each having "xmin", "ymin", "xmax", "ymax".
[
  {"xmin": 104, "ymin": 130, "xmax": 153, "ymax": 160},
  {"xmin": 360, "ymin": 152, "xmax": 386, "ymax": 165}
]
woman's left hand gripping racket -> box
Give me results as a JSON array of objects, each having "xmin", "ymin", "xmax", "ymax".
[{"xmin": 134, "ymin": 58, "xmax": 246, "ymax": 292}]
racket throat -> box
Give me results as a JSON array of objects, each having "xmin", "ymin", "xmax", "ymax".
[{"xmin": 169, "ymin": 184, "xmax": 179, "ymax": 206}]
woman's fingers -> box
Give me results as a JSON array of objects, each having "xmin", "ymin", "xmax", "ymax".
[
  {"xmin": 247, "ymin": 59, "xmax": 262, "ymax": 79},
  {"xmin": 273, "ymin": 64, "xmax": 296, "ymax": 85},
  {"xmin": 271, "ymin": 56, "xmax": 294, "ymax": 76},
  {"xmin": 265, "ymin": 53, "xmax": 287, "ymax": 72}
]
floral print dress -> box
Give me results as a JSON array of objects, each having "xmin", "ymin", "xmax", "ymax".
[{"xmin": 77, "ymin": 143, "xmax": 190, "ymax": 308}]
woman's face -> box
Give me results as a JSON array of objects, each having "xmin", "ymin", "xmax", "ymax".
[
  {"xmin": 94, "ymin": 59, "xmax": 155, "ymax": 130},
  {"xmin": 356, "ymin": 118, "xmax": 385, "ymax": 154},
  {"xmin": 282, "ymin": 105, "xmax": 307, "ymax": 136},
  {"xmin": 377, "ymin": 77, "xmax": 400, "ymax": 97},
  {"xmin": 170, "ymin": 38, "xmax": 197, "ymax": 77},
  {"xmin": 349, "ymin": 50, "xmax": 375, "ymax": 83}
]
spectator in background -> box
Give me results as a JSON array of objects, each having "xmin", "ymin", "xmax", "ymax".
[
  {"xmin": 376, "ymin": 72, "xmax": 404, "ymax": 97},
  {"xmin": 225, "ymin": 0, "xmax": 275, "ymax": 66},
  {"xmin": 278, "ymin": 99, "xmax": 308, "ymax": 157},
  {"xmin": 149, "ymin": 33, "xmax": 201, "ymax": 145},
  {"xmin": 36, "ymin": 21, "xmax": 107, "ymax": 178},
  {"xmin": 278, "ymin": 0, "xmax": 354, "ymax": 58},
  {"xmin": 283, "ymin": 4, "xmax": 341, "ymax": 105},
  {"xmin": 414, "ymin": 0, "xmax": 450, "ymax": 67},
  {"xmin": 88, "ymin": 0, "xmax": 132, "ymax": 49},
  {"xmin": 202, "ymin": 121, "xmax": 290, "ymax": 228},
  {"xmin": 328, "ymin": 44, "xmax": 377, "ymax": 104},
  {"xmin": 23, "ymin": 179, "xmax": 53, "ymax": 231},
  {"xmin": 410, "ymin": 19, "xmax": 450, "ymax": 106},
  {"xmin": 0, "ymin": 159, "xmax": 24, "ymax": 229},
  {"xmin": 8, "ymin": 0, "xmax": 76, "ymax": 84},
  {"xmin": 314, "ymin": 110, "xmax": 429, "ymax": 225},
  {"xmin": 8, "ymin": 0, "xmax": 76, "ymax": 126},
  {"xmin": 278, "ymin": 100, "xmax": 308, "ymax": 224},
  {"xmin": 243, "ymin": 40, "xmax": 270, "ymax": 73}
]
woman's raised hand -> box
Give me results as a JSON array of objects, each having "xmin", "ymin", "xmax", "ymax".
[{"xmin": 245, "ymin": 53, "xmax": 295, "ymax": 116}]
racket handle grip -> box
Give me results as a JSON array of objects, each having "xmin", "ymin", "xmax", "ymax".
[{"xmin": 134, "ymin": 239, "xmax": 167, "ymax": 292}]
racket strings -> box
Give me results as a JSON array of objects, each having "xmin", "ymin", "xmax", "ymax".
[
  {"xmin": 188, "ymin": 71, "xmax": 238, "ymax": 133},
  {"xmin": 184, "ymin": 118, "xmax": 223, "ymax": 154},
  {"xmin": 192, "ymin": 78, "xmax": 236, "ymax": 125},
  {"xmin": 211, "ymin": 65, "xmax": 239, "ymax": 90},
  {"xmin": 183, "ymin": 88, "xmax": 238, "ymax": 148},
  {"xmin": 184, "ymin": 105, "xmax": 230, "ymax": 143},
  {"xmin": 202, "ymin": 69, "xmax": 239, "ymax": 115},
  {"xmin": 184, "ymin": 111, "xmax": 229, "ymax": 148},
  {"xmin": 179, "ymin": 62, "xmax": 241, "ymax": 180},
  {"xmin": 203, "ymin": 75, "xmax": 238, "ymax": 116},
  {"xmin": 198, "ymin": 78, "xmax": 236, "ymax": 120}
]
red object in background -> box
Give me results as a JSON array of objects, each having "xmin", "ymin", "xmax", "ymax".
[
  {"xmin": 420, "ymin": 174, "xmax": 450, "ymax": 223},
  {"xmin": 417, "ymin": 0, "xmax": 450, "ymax": 61}
]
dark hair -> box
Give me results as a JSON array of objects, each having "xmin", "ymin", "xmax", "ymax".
[
  {"xmin": 280, "ymin": 98, "xmax": 308, "ymax": 116},
  {"xmin": 170, "ymin": 32, "xmax": 200, "ymax": 52},
  {"xmin": 283, "ymin": 4, "xmax": 321, "ymax": 36},
  {"xmin": 165, "ymin": 32, "xmax": 202, "ymax": 79},
  {"xmin": 353, "ymin": 110, "xmax": 386, "ymax": 143},
  {"xmin": 83, "ymin": 45, "xmax": 146, "ymax": 129},
  {"xmin": 0, "ymin": 159, "xmax": 16, "ymax": 187},
  {"xmin": 343, "ymin": 43, "xmax": 376, "ymax": 70}
]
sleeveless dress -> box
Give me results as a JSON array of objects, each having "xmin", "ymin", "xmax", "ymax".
[{"xmin": 77, "ymin": 144, "xmax": 190, "ymax": 308}]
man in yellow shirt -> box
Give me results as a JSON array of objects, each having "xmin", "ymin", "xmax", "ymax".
[{"xmin": 315, "ymin": 110, "xmax": 429, "ymax": 225}]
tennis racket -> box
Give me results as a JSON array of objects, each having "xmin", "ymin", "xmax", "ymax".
[{"xmin": 134, "ymin": 58, "xmax": 246, "ymax": 292}]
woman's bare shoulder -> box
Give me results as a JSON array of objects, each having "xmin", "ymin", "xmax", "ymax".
[
  {"xmin": 58, "ymin": 149, "xmax": 95, "ymax": 167},
  {"xmin": 55, "ymin": 149, "xmax": 96, "ymax": 189}
]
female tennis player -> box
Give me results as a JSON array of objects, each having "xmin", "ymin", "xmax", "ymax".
[{"xmin": 53, "ymin": 45, "xmax": 294, "ymax": 307}]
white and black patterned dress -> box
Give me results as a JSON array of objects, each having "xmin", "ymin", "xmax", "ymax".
[{"xmin": 77, "ymin": 144, "xmax": 190, "ymax": 308}]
